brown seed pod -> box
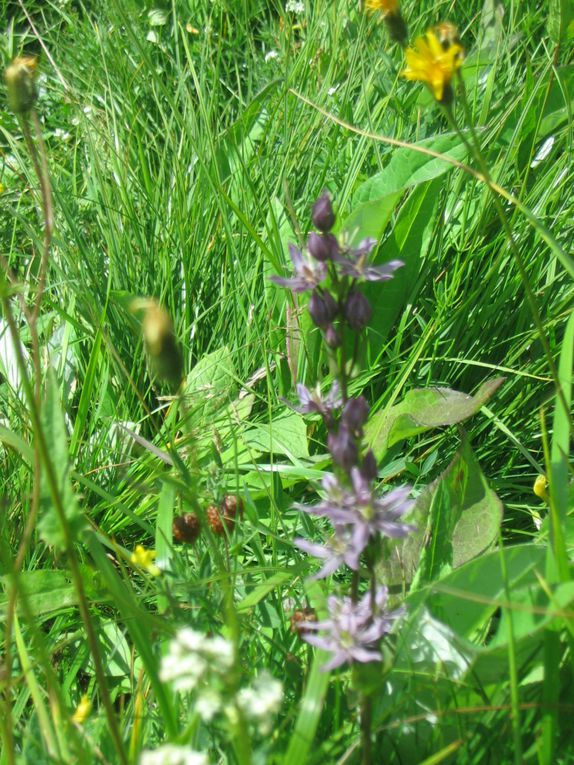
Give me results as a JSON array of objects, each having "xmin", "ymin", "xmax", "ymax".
[
  {"xmin": 206, "ymin": 504, "xmax": 225, "ymax": 535},
  {"xmin": 290, "ymin": 607, "xmax": 317, "ymax": 636},
  {"xmin": 172, "ymin": 512, "xmax": 201, "ymax": 545},
  {"xmin": 220, "ymin": 495, "xmax": 244, "ymax": 526}
]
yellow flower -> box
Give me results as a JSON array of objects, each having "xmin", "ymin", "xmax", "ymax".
[
  {"xmin": 365, "ymin": 0, "xmax": 399, "ymax": 15},
  {"xmin": 130, "ymin": 545, "xmax": 161, "ymax": 576},
  {"xmin": 533, "ymin": 474, "xmax": 549, "ymax": 502},
  {"xmin": 72, "ymin": 694, "xmax": 92, "ymax": 724},
  {"xmin": 402, "ymin": 30, "xmax": 464, "ymax": 102}
]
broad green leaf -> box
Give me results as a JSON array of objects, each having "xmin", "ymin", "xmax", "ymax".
[
  {"xmin": 362, "ymin": 178, "xmax": 442, "ymax": 361},
  {"xmin": 0, "ymin": 570, "xmax": 76, "ymax": 620},
  {"xmin": 38, "ymin": 370, "xmax": 86, "ymax": 549},
  {"xmin": 239, "ymin": 412, "xmax": 309, "ymax": 460},
  {"xmin": 351, "ymin": 132, "xmax": 467, "ymax": 206},
  {"xmin": 384, "ymin": 441, "xmax": 502, "ymax": 588},
  {"xmin": 366, "ymin": 377, "xmax": 504, "ymax": 458}
]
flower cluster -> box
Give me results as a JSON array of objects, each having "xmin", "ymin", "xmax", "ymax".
[
  {"xmin": 272, "ymin": 193, "xmax": 415, "ymax": 671},
  {"xmin": 159, "ymin": 628, "xmax": 282, "ymax": 731},
  {"xmin": 140, "ymin": 746, "xmax": 208, "ymax": 765}
]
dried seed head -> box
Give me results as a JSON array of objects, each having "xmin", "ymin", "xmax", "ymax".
[
  {"xmin": 172, "ymin": 513, "xmax": 201, "ymax": 544},
  {"xmin": 206, "ymin": 504, "xmax": 226, "ymax": 535},
  {"xmin": 5, "ymin": 56, "xmax": 38, "ymax": 114},
  {"xmin": 290, "ymin": 607, "xmax": 317, "ymax": 636}
]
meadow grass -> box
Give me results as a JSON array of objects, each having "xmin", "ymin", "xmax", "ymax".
[{"xmin": 0, "ymin": 0, "xmax": 573, "ymax": 763}]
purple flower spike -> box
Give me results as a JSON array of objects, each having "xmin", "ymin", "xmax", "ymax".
[
  {"xmin": 328, "ymin": 426, "xmax": 358, "ymax": 472},
  {"xmin": 300, "ymin": 586, "xmax": 403, "ymax": 671},
  {"xmin": 271, "ymin": 244, "xmax": 327, "ymax": 293},
  {"xmin": 342, "ymin": 396, "xmax": 370, "ymax": 435}
]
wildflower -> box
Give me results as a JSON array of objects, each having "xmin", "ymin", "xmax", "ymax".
[
  {"xmin": 195, "ymin": 688, "xmax": 223, "ymax": 722},
  {"xmin": 295, "ymin": 526, "xmax": 363, "ymax": 577},
  {"xmin": 236, "ymin": 672, "xmax": 283, "ymax": 734},
  {"xmin": 270, "ymin": 243, "xmax": 327, "ymax": 293},
  {"xmin": 308, "ymin": 290, "xmax": 338, "ymax": 328},
  {"xmin": 298, "ymin": 470, "xmax": 414, "ymax": 555},
  {"xmin": 159, "ymin": 628, "xmax": 234, "ymax": 693},
  {"xmin": 139, "ymin": 745, "xmax": 208, "ymax": 765},
  {"xmin": 402, "ymin": 30, "xmax": 464, "ymax": 103},
  {"xmin": 71, "ymin": 694, "xmax": 91, "ymax": 724},
  {"xmin": 533, "ymin": 474, "xmax": 548, "ymax": 502},
  {"xmin": 4, "ymin": 56, "xmax": 38, "ymax": 113},
  {"xmin": 341, "ymin": 396, "xmax": 370, "ymax": 436},
  {"xmin": 344, "ymin": 290, "xmax": 372, "ymax": 331},
  {"xmin": 285, "ymin": 0, "xmax": 305, "ymax": 13},
  {"xmin": 364, "ymin": 0, "xmax": 407, "ymax": 44},
  {"xmin": 264, "ymin": 50, "xmax": 279, "ymax": 63},
  {"xmin": 131, "ymin": 545, "xmax": 161, "ymax": 576},
  {"xmin": 290, "ymin": 381, "xmax": 342, "ymax": 421},
  {"xmin": 312, "ymin": 192, "xmax": 336, "ymax": 232},
  {"xmin": 327, "ymin": 426, "xmax": 358, "ymax": 472},
  {"xmin": 301, "ymin": 586, "xmax": 403, "ymax": 671},
  {"xmin": 307, "ymin": 232, "xmax": 338, "ymax": 262},
  {"xmin": 365, "ymin": 0, "xmax": 399, "ymax": 14},
  {"xmin": 335, "ymin": 239, "xmax": 403, "ymax": 282},
  {"xmin": 132, "ymin": 298, "xmax": 183, "ymax": 391}
]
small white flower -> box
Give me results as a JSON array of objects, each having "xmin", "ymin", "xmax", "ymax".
[
  {"xmin": 264, "ymin": 50, "xmax": 279, "ymax": 63},
  {"xmin": 139, "ymin": 744, "xmax": 208, "ymax": 765},
  {"xmin": 327, "ymin": 85, "xmax": 339, "ymax": 97},
  {"xmin": 196, "ymin": 688, "xmax": 222, "ymax": 721},
  {"xmin": 236, "ymin": 672, "xmax": 282, "ymax": 733},
  {"xmin": 159, "ymin": 628, "xmax": 234, "ymax": 693},
  {"xmin": 202, "ymin": 636, "xmax": 234, "ymax": 670},
  {"xmin": 285, "ymin": 0, "xmax": 305, "ymax": 13}
]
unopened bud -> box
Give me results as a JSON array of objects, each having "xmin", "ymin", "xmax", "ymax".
[
  {"xmin": 533, "ymin": 474, "xmax": 548, "ymax": 502},
  {"xmin": 361, "ymin": 449, "xmax": 378, "ymax": 482},
  {"xmin": 138, "ymin": 299, "xmax": 183, "ymax": 391},
  {"xmin": 311, "ymin": 192, "xmax": 336, "ymax": 232},
  {"xmin": 345, "ymin": 290, "xmax": 372, "ymax": 331},
  {"xmin": 308, "ymin": 232, "xmax": 338, "ymax": 262},
  {"xmin": 328, "ymin": 426, "xmax": 358, "ymax": 471},
  {"xmin": 342, "ymin": 396, "xmax": 369, "ymax": 434},
  {"xmin": 173, "ymin": 513, "xmax": 201, "ymax": 544},
  {"xmin": 308, "ymin": 290, "xmax": 338, "ymax": 328},
  {"xmin": 325, "ymin": 324, "xmax": 342, "ymax": 349},
  {"xmin": 5, "ymin": 57, "xmax": 38, "ymax": 114}
]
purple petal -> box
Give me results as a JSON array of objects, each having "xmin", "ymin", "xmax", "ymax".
[
  {"xmin": 321, "ymin": 650, "xmax": 351, "ymax": 672},
  {"xmin": 294, "ymin": 537, "xmax": 331, "ymax": 560},
  {"xmin": 348, "ymin": 646, "xmax": 382, "ymax": 663}
]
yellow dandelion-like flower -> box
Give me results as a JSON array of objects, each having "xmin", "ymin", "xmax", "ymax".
[
  {"xmin": 130, "ymin": 545, "xmax": 161, "ymax": 576},
  {"xmin": 533, "ymin": 474, "xmax": 549, "ymax": 502},
  {"xmin": 72, "ymin": 694, "xmax": 92, "ymax": 725},
  {"xmin": 364, "ymin": 0, "xmax": 399, "ymax": 15},
  {"xmin": 402, "ymin": 29, "xmax": 464, "ymax": 102}
]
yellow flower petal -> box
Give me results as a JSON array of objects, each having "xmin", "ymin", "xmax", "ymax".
[
  {"xmin": 72, "ymin": 694, "xmax": 92, "ymax": 724},
  {"xmin": 401, "ymin": 29, "xmax": 464, "ymax": 103}
]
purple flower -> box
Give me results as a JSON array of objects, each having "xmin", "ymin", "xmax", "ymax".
[
  {"xmin": 290, "ymin": 381, "xmax": 342, "ymax": 420},
  {"xmin": 342, "ymin": 396, "xmax": 370, "ymax": 435},
  {"xmin": 294, "ymin": 526, "xmax": 362, "ymax": 578},
  {"xmin": 308, "ymin": 232, "xmax": 339, "ymax": 262},
  {"xmin": 345, "ymin": 290, "xmax": 372, "ymax": 331},
  {"xmin": 335, "ymin": 238, "xmax": 404, "ymax": 282},
  {"xmin": 271, "ymin": 244, "xmax": 327, "ymax": 293},
  {"xmin": 297, "ymin": 471, "xmax": 415, "ymax": 555},
  {"xmin": 308, "ymin": 290, "xmax": 338, "ymax": 328},
  {"xmin": 301, "ymin": 586, "xmax": 403, "ymax": 671}
]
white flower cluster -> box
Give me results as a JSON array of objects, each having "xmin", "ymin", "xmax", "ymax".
[
  {"xmin": 159, "ymin": 628, "xmax": 283, "ymax": 732},
  {"xmin": 285, "ymin": 0, "xmax": 305, "ymax": 13},
  {"xmin": 160, "ymin": 628, "xmax": 234, "ymax": 693},
  {"xmin": 236, "ymin": 672, "xmax": 283, "ymax": 734},
  {"xmin": 140, "ymin": 744, "xmax": 208, "ymax": 765}
]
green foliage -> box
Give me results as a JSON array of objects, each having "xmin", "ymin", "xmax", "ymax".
[{"xmin": 0, "ymin": 0, "xmax": 573, "ymax": 763}]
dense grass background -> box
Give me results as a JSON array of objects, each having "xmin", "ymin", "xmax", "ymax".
[{"xmin": 1, "ymin": 0, "xmax": 573, "ymax": 763}]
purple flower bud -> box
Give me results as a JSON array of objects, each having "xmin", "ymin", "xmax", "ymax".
[
  {"xmin": 328, "ymin": 426, "xmax": 358, "ymax": 472},
  {"xmin": 325, "ymin": 324, "xmax": 342, "ymax": 349},
  {"xmin": 345, "ymin": 290, "xmax": 372, "ymax": 331},
  {"xmin": 312, "ymin": 192, "xmax": 336, "ymax": 232},
  {"xmin": 342, "ymin": 396, "xmax": 369, "ymax": 434},
  {"xmin": 308, "ymin": 290, "xmax": 338, "ymax": 329},
  {"xmin": 361, "ymin": 449, "xmax": 378, "ymax": 482},
  {"xmin": 308, "ymin": 232, "xmax": 339, "ymax": 262}
]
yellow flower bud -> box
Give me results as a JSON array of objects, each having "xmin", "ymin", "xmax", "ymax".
[
  {"xmin": 132, "ymin": 298, "xmax": 184, "ymax": 391},
  {"xmin": 533, "ymin": 474, "xmax": 548, "ymax": 502},
  {"xmin": 72, "ymin": 694, "xmax": 92, "ymax": 724},
  {"xmin": 4, "ymin": 56, "xmax": 38, "ymax": 114}
]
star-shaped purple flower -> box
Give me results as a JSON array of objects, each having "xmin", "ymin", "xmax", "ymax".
[
  {"xmin": 270, "ymin": 244, "xmax": 327, "ymax": 293},
  {"xmin": 294, "ymin": 525, "xmax": 362, "ymax": 579},
  {"xmin": 301, "ymin": 586, "xmax": 403, "ymax": 671},
  {"xmin": 335, "ymin": 238, "xmax": 404, "ymax": 282},
  {"xmin": 290, "ymin": 381, "xmax": 342, "ymax": 420}
]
